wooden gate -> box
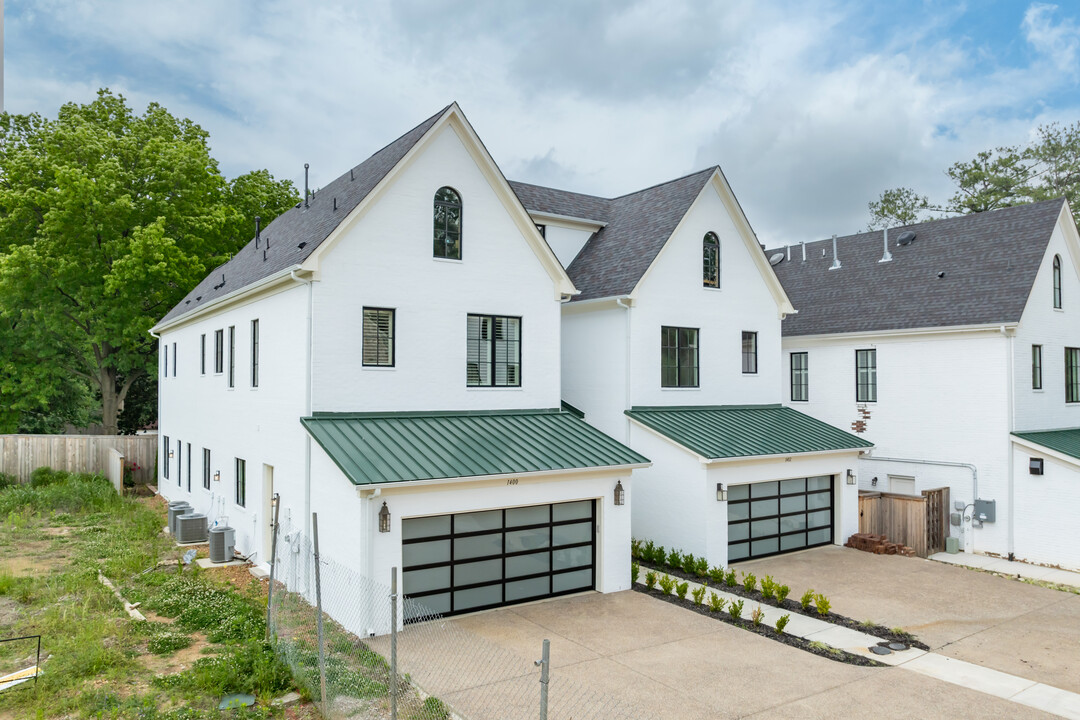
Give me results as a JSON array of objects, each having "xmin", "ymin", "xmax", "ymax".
[{"xmin": 857, "ymin": 487, "xmax": 950, "ymax": 558}]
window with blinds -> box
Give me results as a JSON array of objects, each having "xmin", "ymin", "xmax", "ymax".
[
  {"xmin": 362, "ymin": 308, "xmax": 395, "ymax": 367},
  {"xmin": 467, "ymin": 314, "xmax": 521, "ymax": 387}
]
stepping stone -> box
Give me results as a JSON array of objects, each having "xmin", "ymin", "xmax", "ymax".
[
  {"xmin": 889, "ymin": 642, "xmax": 908, "ymax": 651},
  {"xmin": 871, "ymin": 646, "xmax": 892, "ymax": 655},
  {"xmin": 272, "ymin": 691, "xmax": 302, "ymax": 707}
]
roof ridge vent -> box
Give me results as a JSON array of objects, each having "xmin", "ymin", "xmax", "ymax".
[
  {"xmin": 879, "ymin": 227, "xmax": 893, "ymax": 263},
  {"xmin": 897, "ymin": 230, "xmax": 916, "ymax": 246},
  {"xmin": 829, "ymin": 234, "xmax": 841, "ymax": 270}
]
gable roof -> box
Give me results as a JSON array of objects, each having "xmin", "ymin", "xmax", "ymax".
[
  {"xmin": 768, "ymin": 199, "xmax": 1067, "ymax": 337},
  {"xmin": 159, "ymin": 106, "xmax": 450, "ymax": 325},
  {"xmin": 625, "ymin": 405, "xmax": 873, "ymax": 461},
  {"xmin": 512, "ymin": 169, "xmax": 717, "ymax": 301},
  {"xmin": 302, "ymin": 409, "xmax": 650, "ymax": 485}
]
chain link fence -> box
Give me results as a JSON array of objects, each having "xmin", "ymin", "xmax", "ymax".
[{"xmin": 267, "ymin": 514, "xmax": 638, "ymax": 720}]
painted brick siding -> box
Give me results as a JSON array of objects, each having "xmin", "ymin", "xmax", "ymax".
[{"xmin": 1012, "ymin": 445, "xmax": 1080, "ymax": 571}]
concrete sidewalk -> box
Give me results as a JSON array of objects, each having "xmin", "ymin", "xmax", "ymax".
[{"xmin": 930, "ymin": 551, "xmax": 1080, "ymax": 589}]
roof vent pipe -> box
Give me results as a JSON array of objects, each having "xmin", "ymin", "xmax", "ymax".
[
  {"xmin": 879, "ymin": 226, "xmax": 893, "ymax": 263},
  {"xmin": 304, "ymin": 163, "xmax": 310, "ymax": 209},
  {"xmin": 801, "ymin": 241, "xmax": 806, "ymax": 262},
  {"xmin": 785, "ymin": 244, "xmax": 790, "ymax": 261},
  {"xmin": 829, "ymin": 234, "xmax": 841, "ymax": 270},
  {"xmin": 350, "ymin": 168, "xmax": 355, "ymax": 181},
  {"xmin": 255, "ymin": 216, "xmax": 261, "ymax": 249}
]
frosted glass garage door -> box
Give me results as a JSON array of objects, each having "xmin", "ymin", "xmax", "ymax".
[
  {"xmin": 402, "ymin": 500, "xmax": 595, "ymax": 620},
  {"xmin": 727, "ymin": 476, "xmax": 833, "ymax": 562}
]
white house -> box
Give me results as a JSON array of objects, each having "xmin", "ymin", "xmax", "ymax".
[
  {"xmin": 152, "ymin": 104, "xmax": 650, "ymax": 624},
  {"xmin": 768, "ymin": 198, "xmax": 1080, "ymax": 570},
  {"xmin": 509, "ymin": 171, "xmax": 873, "ymax": 569}
]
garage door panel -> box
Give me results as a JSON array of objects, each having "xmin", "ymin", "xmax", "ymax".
[
  {"xmin": 505, "ymin": 527, "xmax": 550, "ymax": 553},
  {"xmin": 456, "ymin": 558, "xmax": 502, "ymax": 585},
  {"xmin": 454, "ymin": 584, "xmax": 502, "ymax": 611},
  {"xmin": 403, "ymin": 539, "xmax": 450, "ymax": 567},
  {"xmin": 454, "ymin": 533, "xmax": 502, "ymax": 560},
  {"xmin": 553, "ymin": 545, "xmax": 591, "ymax": 570},
  {"xmin": 553, "ymin": 568, "xmax": 592, "ymax": 593},
  {"xmin": 506, "ymin": 576, "xmax": 549, "ymax": 602},
  {"xmin": 506, "ymin": 551, "xmax": 549, "ymax": 578},
  {"xmin": 728, "ymin": 476, "xmax": 833, "ymax": 562}
]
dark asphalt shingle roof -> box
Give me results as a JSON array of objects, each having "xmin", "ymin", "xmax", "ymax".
[
  {"xmin": 768, "ymin": 199, "xmax": 1066, "ymax": 336},
  {"xmin": 511, "ymin": 168, "xmax": 717, "ymax": 301},
  {"xmin": 159, "ymin": 105, "xmax": 450, "ymax": 324}
]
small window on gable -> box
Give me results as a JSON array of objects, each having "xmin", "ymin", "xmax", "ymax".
[
  {"xmin": 434, "ymin": 187, "xmax": 462, "ymax": 260},
  {"xmin": 703, "ymin": 232, "xmax": 720, "ymax": 288},
  {"xmin": 1053, "ymin": 255, "xmax": 1062, "ymax": 309}
]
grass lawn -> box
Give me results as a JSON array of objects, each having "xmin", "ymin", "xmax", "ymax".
[{"xmin": 0, "ymin": 469, "xmax": 316, "ymax": 719}]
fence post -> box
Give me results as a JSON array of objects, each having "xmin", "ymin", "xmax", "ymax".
[
  {"xmin": 265, "ymin": 493, "xmax": 281, "ymax": 642},
  {"xmin": 535, "ymin": 638, "xmax": 550, "ymax": 720},
  {"xmin": 312, "ymin": 513, "xmax": 328, "ymax": 715},
  {"xmin": 391, "ymin": 566, "xmax": 398, "ymax": 720}
]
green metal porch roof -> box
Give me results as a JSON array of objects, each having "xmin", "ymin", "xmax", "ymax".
[
  {"xmin": 301, "ymin": 409, "xmax": 650, "ymax": 485},
  {"xmin": 624, "ymin": 405, "xmax": 873, "ymax": 461},
  {"xmin": 1012, "ymin": 428, "xmax": 1080, "ymax": 461}
]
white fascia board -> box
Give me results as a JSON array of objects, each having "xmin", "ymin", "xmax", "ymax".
[
  {"xmin": 561, "ymin": 296, "xmax": 631, "ymax": 314},
  {"xmin": 786, "ymin": 322, "xmax": 1019, "ymax": 343},
  {"xmin": 528, "ymin": 210, "xmax": 607, "ymax": 232},
  {"xmin": 150, "ymin": 264, "xmax": 303, "ymax": 334},
  {"xmin": 1011, "ymin": 435, "xmax": 1080, "ymax": 469},
  {"xmin": 354, "ymin": 462, "xmax": 652, "ymax": 496},
  {"xmin": 702, "ymin": 446, "xmax": 873, "ymax": 466}
]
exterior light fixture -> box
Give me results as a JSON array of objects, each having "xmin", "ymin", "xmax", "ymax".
[
  {"xmin": 1029, "ymin": 458, "xmax": 1044, "ymax": 475},
  {"xmin": 213, "ymin": 471, "xmax": 220, "ymax": 482},
  {"xmin": 716, "ymin": 483, "xmax": 727, "ymax": 501},
  {"xmin": 378, "ymin": 501, "xmax": 391, "ymax": 533},
  {"xmin": 846, "ymin": 469, "xmax": 856, "ymax": 485},
  {"xmin": 168, "ymin": 450, "xmax": 175, "ymax": 458},
  {"xmin": 614, "ymin": 480, "xmax": 625, "ymax": 506}
]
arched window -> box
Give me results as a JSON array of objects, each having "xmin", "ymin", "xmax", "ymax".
[
  {"xmin": 434, "ymin": 187, "xmax": 462, "ymax": 260},
  {"xmin": 703, "ymin": 232, "xmax": 720, "ymax": 288},
  {"xmin": 1054, "ymin": 255, "xmax": 1062, "ymax": 309}
]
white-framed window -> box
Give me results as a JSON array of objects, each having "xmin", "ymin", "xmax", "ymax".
[
  {"xmin": 202, "ymin": 448, "xmax": 211, "ymax": 490},
  {"xmin": 1032, "ymin": 345, "xmax": 1043, "ymax": 390},
  {"xmin": 235, "ymin": 458, "xmax": 246, "ymax": 507},
  {"xmin": 856, "ymin": 349, "xmax": 877, "ymax": 403},
  {"xmin": 362, "ymin": 308, "xmax": 395, "ymax": 367},
  {"xmin": 1054, "ymin": 255, "xmax": 1062, "ymax": 309},
  {"xmin": 434, "ymin": 187, "xmax": 462, "ymax": 260},
  {"xmin": 251, "ymin": 319, "xmax": 259, "ymax": 387},
  {"xmin": 201, "ymin": 334, "xmax": 206, "ymax": 375},
  {"xmin": 791, "ymin": 351, "xmax": 808, "ymax": 401},
  {"xmin": 163, "ymin": 436, "xmax": 170, "ymax": 480},
  {"xmin": 742, "ymin": 332, "xmax": 758, "ymax": 374},
  {"xmin": 214, "ymin": 330, "xmax": 224, "ymax": 374},
  {"xmin": 228, "ymin": 326, "xmax": 236, "ymax": 388},
  {"xmin": 467, "ymin": 314, "xmax": 521, "ymax": 387},
  {"xmin": 172, "ymin": 342, "xmax": 177, "ymax": 377},
  {"xmin": 703, "ymin": 232, "xmax": 720, "ymax": 288},
  {"xmin": 661, "ymin": 326, "xmax": 699, "ymax": 388}
]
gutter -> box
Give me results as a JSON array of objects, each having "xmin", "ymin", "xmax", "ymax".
[
  {"xmin": 616, "ymin": 297, "xmax": 633, "ymax": 444},
  {"xmin": 151, "ymin": 265, "xmax": 303, "ymax": 333},
  {"xmin": 1001, "ymin": 324, "xmax": 1016, "ymax": 560},
  {"xmin": 291, "ymin": 270, "xmax": 315, "ymax": 543}
]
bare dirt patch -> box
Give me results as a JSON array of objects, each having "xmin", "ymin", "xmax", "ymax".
[
  {"xmin": 41, "ymin": 526, "xmax": 74, "ymax": 537},
  {"xmin": 137, "ymin": 631, "xmax": 211, "ymax": 676},
  {"xmin": 0, "ymin": 540, "xmax": 68, "ymax": 576}
]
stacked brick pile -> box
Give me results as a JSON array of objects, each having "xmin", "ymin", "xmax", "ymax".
[{"xmin": 845, "ymin": 533, "xmax": 916, "ymax": 557}]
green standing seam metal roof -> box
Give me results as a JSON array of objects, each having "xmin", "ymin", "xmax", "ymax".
[
  {"xmin": 624, "ymin": 405, "xmax": 874, "ymax": 461},
  {"xmin": 301, "ymin": 409, "xmax": 650, "ymax": 485},
  {"xmin": 1012, "ymin": 428, "xmax": 1080, "ymax": 462}
]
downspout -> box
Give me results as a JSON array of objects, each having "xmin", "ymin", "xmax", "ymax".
[
  {"xmin": 1001, "ymin": 325, "xmax": 1016, "ymax": 560},
  {"xmin": 616, "ymin": 297, "xmax": 632, "ymax": 444},
  {"xmin": 149, "ymin": 329, "xmax": 162, "ymax": 492},
  {"xmin": 291, "ymin": 270, "xmax": 314, "ymax": 541}
]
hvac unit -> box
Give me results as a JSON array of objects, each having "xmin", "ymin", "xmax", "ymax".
[
  {"xmin": 167, "ymin": 502, "xmax": 192, "ymax": 534},
  {"xmin": 208, "ymin": 526, "xmax": 236, "ymax": 563},
  {"xmin": 175, "ymin": 513, "xmax": 208, "ymax": 544}
]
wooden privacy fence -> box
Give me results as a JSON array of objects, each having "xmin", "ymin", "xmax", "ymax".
[
  {"xmin": 858, "ymin": 487, "xmax": 950, "ymax": 558},
  {"xmin": 0, "ymin": 434, "xmax": 157, "ymax": 485}
]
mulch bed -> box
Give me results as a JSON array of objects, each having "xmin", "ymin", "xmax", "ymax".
[
  {"xmin": 636, "ymin": 560, "xmax": 930, "ymax": 651},
  {"xmin": 633, "ymin": 585, "xmax": 887, "ymax": 667}
]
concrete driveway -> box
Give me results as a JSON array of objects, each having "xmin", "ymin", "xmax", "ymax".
[
  {"xmin": 436, "ymin": 590, "xmax": 1053, "ymax": 719},
  {"xmin": 735, "ymin": 546, "xmax": 1080, "ymax": 695}
]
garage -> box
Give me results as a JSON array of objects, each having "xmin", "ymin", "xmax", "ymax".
[
  {"xmin": 728, "ymin": 475, "xmax": 833, "ymax": 561},
  {"xmin": 402, "ymin": 500, "xmax": 596, "ymax": 619}
]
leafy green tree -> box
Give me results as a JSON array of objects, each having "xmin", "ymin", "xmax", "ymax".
[
  {"xmin": 0, "ymin": 90, "xmax": 297, "ymax": 434},
  {"xmin": 867, "ymin": 187, "xmax": 936, "ymax": 229}
]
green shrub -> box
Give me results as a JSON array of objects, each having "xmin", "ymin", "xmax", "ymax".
[
  {"xmin": 30, "ymin": 466, "xmax": 61, "ymax": 488},
  {"xmin": 645, "ymin": 571, "xmax": 657, "ymax": 589},
  {"xmin": 420, "ymin": 696, "xmax": 452, "ymax": 719},
  {"xmin": 692, "ymin": 556, "xmax": 709, "ymax": 578},
  {"xmin": 751, "ymin": 607, "xmax": 764, "ymax": 627},
  {"xmin": 760, "ymin": 575, "xmax": 776, "ymax": 601},
  {"xmin": 775, "ymin": 614, "xmax": 791, "ymax": 635},
  {"xmin": 680, "ymin": 553, "xmax": 696, "ymax": 576},
  {"xmin": 776, "ymin": 584, "xmax": 791, "ymax": 604},
  {"xmin": 707, "ymin": 592, "xmax": 725, "ymax": 613},
  {"xmin": 691, "ymin": 585, "xmax": 706, "ymax": 606},
  {"xmin": 666, "ymin": 548, "xmax": 683, "ymax": 569},
  {"xmin": 742, "ymin": 571, "xmax": 757, "ymax": 593},
  {"xmin": 815, "ymin": 593, "xmax": 831, "ymax": 616},
  {"xmin": 631, "ymin": 562, "xmax": 640, "ymax": 584},
  {"xmin": 0, "ymin": 472, "xmax": 16, "ymax": 490},
  {"xmin": 652, "ymin": 545, "xmax": 666, "ymax": 566},
  {"xmin": 800, "ymin": 588, "xmax": 816, "ymax": 611},
  {"xmin": 675, "ymin": 581, "xmax": 689, "ymax": 600},
  {"xmin": 708, "ymin": 566, "xmax": 725, "ymax": 585},
  {"xmin": 148, "ymin": 630, "xmax": 193, "ymax": 655},
  {"xmin": 153, "ymin": 640, "xmax": 291, "ymax": 696},
  {"xmin": 658, "ymin": 574, "xmax": 675, "ymax": 595},
  {"xmin": 724, "ymin": 569, "xmax": 738, "ymax": 587},
  {"xmin": 642, "ymin": 540, "xmax": 657, "ymax": 564},
  {"xmin": 729, "ymin": 599, "xmax": 745, "ymax": 620},
  {"xmin": 630, "ymin": 538, "xmax": 643, "ymax": 559}
]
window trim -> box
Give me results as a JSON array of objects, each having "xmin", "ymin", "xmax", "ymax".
[
  {"xmin": 660, "ymin": 325, "xmax": 700, "ymax": 389},
  {"xmin": 172, "ymin": 342, "xmax": 177, "ymax": 377},
  {"xmin": 163, "ymin": 436, "xmax": 170, "ymax": 480},
  {"xmin": 433, "ymin": 186, "xmax": 463, "ymax": 261},
  {"xmin": 466, "ymin": 314, "xmax": 522, "ymax": 388},
  {"xmin": 362, "ymin": 307, "xmax": 396, "ymax": 368},
  {"xmin": 1054, "ymin": 255, "xmax": 1063, "ymax": 309},
  {"xmin": 251, "ymin": 319, "xmax": 259, "ymax": 387},
  {"xmin": 1032, "ymin": 344, "xmax": 1043, "ymax": 390},
  {"xmin": 790, "ymin": 351, "xmax": 809, "ymax": 402},
  {"xmin": 202, "ymin": 448, "xmax": 211, "ymax": 490},
  {"xmin": 200, "ymin": 334, "xmax": 206, "ymax": 375},
  {"xmin": 163, "ymin": 346, "xmax": 168, "ymax": 378},
  {"xmin": 227, "ymin": 325, "xmax": 236, "ymax": 388},
  {"xmin": 855, "ymin": 349, "xmax": 877, "ymax": 403},
  {"xmin": 235, "ymin": 458, "xmax": 246, "ymax": 507},
  {"xmin": 1066, "ymin": 347, "xmax": 1080, "ymax": 403},
  {"xmin": 214, "ymin": 329, "xmax": 224, "ymax": 374},
  {"xmin": 742, "ymin": 331, "xmax": 758, "ymax": 374},
  {"xmin": 186, "ymin": 443, "xmax": 192, "ymax": 492},
  {"xmin": 703, "ymin": 231, "xmax": 720, "ymax": 289},
  {"xmin": 176, "ymin": 437, "xmax": 181, "ymax": 487}
]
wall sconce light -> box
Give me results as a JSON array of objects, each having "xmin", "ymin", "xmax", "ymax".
[
  {"xmin": 378, "ymin": 501, "xmax": 391, "ymax": 533},
  {"xmin": 846, "ymin": 469, "xmax": 856, "ymax": 485},
  {"xmin": 716, "ymin": 483, "xmax": 727, "ymax": 501},
  {"xmin": 168, "ymin": 450, "xmax": 175, "ymax": 458},
  {"xmin": 614, "ymin": 480, "xmax": 625, "ymax": 506},
  {"xmin": 213, "ymin": 471, "xmax": 220, "ymax": 482},
  {"xmin": 871, "ymin": 476, "xmax": 878, "ymax": 487},
  {"xmin": 1029, "ymin": 458, "xmax": 1044, "ymax": 475}
]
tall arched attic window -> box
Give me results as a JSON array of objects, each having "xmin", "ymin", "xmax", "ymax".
[
  {"xmin": 434, "ymin": 187, "xmax": 462, "ymax": 260},
  {"xmin": 703, "ymin": 232, "xmax": 720, "ymax": 288},
  {"xmin": 1054, "ymin": 254, "xmax": 1062, "ymax": 309}
]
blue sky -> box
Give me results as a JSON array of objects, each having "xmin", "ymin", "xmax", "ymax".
[{"xmin": 6, "ymin": 1, "xmax": 1080, "ymax": 245}]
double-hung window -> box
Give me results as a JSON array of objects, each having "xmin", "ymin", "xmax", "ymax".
[
  {"xmin": 227, "ymin": 326, "xmax": 236, "ymax": 388},
  {"xmin": 1032, "ymin": 345, "xmax": 1043, "ymax": 390},
  {"xmin": 1066, "ymin": 347, "xmax": 1080, "ymax": 403},
  {"xmin": 791, "ymin": 351, "xmax": 808, "ymax": 401},
  {"xmin": 214, "ymin": 330, "xmax": 224, "ymax": 374},
  {"xmin": 742, "ymin": 332, "xmax": 758, "ymax": 374},
  {"xmin": 202, "ymin": 448, "xmax": 211, "ymax": 490},
  {"xmin": 163, "ymin": 436, "xmax": 170, "ymax": 480},
  {"xmin": 186, "ymin": 443, "xmax": 191, "ymax": 492},
  {"xmin": 163, "ymin": 346, "xmax": 168, "ymax": 378},
  {"xmin": 235, "ymin": 458, "xmax": 246, "ymax": 507},
  {"xmin": 200, "ymin": 334, "xmax": 206, "ymax": 375},
  {"xmin": 176, "ymin": 438, "xmax": 182, "ymax": 487},
  {"xmin": 661, "ymin": 326, "xmax": 699, "ymax": 388},
  {"xmin": 856, "ymin": 349, "xmax": 877, "ymax": 403},
  {"xmin": 251, "ymin": 319, "xmax": 259, "ymax": 387},
  {"xmin": 172, "ymin": 343, "xmax": 177, "ymax": 377},
  {"xmin": 467, "ymin": 314, "xmax": 521, "ymax": 387},
  {"xmin": 362, "ymin": 308, "xmax": 395, "ymax": 367}
]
